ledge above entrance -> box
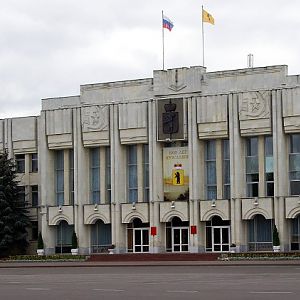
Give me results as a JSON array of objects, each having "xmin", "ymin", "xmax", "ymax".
[
  {"xmin": 200, "ymin": 199, "xmax": 230, "ymax": 221},
  {"xmin": 160, "ymin": 201, "xmax": 189, "ymax": 222}
]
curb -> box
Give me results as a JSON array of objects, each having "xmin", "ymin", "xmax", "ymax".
[{"xmin": 1, "ymin": 260, "xmax": 300, "ymax": 268}]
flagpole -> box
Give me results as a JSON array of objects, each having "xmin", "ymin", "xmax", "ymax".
[
  {"xmin": 162, "ymin": 10, "xmax": 165, "ymax": 70},
  {"xmin": 202, "ymin": 5, "xmax": 205, "ymax": 67}
]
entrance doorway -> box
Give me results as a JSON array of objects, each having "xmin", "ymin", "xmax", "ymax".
[
  {"xmin": 127, "ymin": 218, "xmax": 149, "ymax": 253},
  {"xmin": 212, "ymin": 226, "xmax": 230, "ymax": 252},
  {"xmin": 166, "ymin": 217, "xmax": 189, "ymax": 252},
  {"xmin": 206, "ymin": 216, "xmax": 230, "ymax": 252},
  {"xmin": 172, "ymin": 227, "xmax": 189, "ymax": 252}
]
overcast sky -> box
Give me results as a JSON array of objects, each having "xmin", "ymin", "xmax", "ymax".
[{"xmin": 1, "ymin": 0, "xmax": 300, "ymax": 119}]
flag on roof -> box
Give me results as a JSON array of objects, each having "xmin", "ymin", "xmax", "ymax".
[
  {"xmin": 163, "ymin": 15, "xmax": 174, "ymax": 31},
  {"xmin": 202, "ymin": 9, "xmax": 215, "ymax": 25}
]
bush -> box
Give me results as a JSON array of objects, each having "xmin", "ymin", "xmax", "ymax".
[
  {"xmin": 72, "ymin": 231, "xmax": 78, "ymax": 249},
  {"xmin": 273, "ymin": 225, "xmax": 280, "ymax": 246},
  {"xmin": 37, "ymin": 232, "xmax": 44, "ymax": 249},
  {"xmin": 6, "ymin": 254, "xmax": 87, "ymax": 261}
]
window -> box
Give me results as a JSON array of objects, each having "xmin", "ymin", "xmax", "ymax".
[
  {"xmin": 91, "ymin": 220, "xmax": 112, "ymax": 253},
  {"xmin": 31, "ymin": 185, "xmax": 38, "ymax": 207},
  {"xmin": 205, "ymin": 140, "xmax": 217, "ymax": 200},
  {"xmin": 55, "ymin": 150, "xmax": 64, "ymax": 206},
  {"xmin": 265, "ymin": 136, "xmax": 274, "ymax": 196},
  {"xmin": 105, "ymin": 147, "xmax": 111, "ymax": 203},
  {"xmin": 30, "ymin": 153, "xmax": 38, "ymax": 172},
  {"xmin": 56, "ymin": 221, "xmax": 74, "ymax": 254},
  {"xmin": 289, "ymin": 134, "xmax": 300, "ymax": 195},
  {"xmin": 69, "ymin": 150, "xmax": 74, "ymax": 205},
  {"xmin": 223, "ymin": 139, "xmax": 230, "ymax": 199},
  {"xmin": 291, "ymin": 216, "xmax": 300, "ymax": 250},
  {"xmin": 246, "ymin": 137, "xmax": 259, "ymax": 197},
  {"xmin": 143, "ymin": 144, "xmax": 149, "ymax": 202},
  {"xmin": 15, "ymin": 154, "xmax": 25, "ymax": 173},
  {"xmin": 248, "ymin": 214, "xmax": 273, "ymax": 251},
  {"xmin": 90, "ymin": 148, "xmax": 100, "ymax": 204},
  {"xmin": 127, "ymin": 145, "xmax": 138, "ymax": 203}
]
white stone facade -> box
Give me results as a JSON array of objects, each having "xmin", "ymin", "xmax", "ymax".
[{"xmin": 2, "ymin": 65, "xmax": 300, "ymax": 254}]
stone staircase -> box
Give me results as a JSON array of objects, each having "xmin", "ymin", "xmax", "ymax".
[{"xmin": 87, "ymin": 253, "xmax": 220, "ymax": 262}]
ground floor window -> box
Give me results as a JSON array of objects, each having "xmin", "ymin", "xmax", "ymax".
[
  {"xmin": 91, "ymin": 220, "xmax": 112, "ymax": 253},
  {"xmin": 166, "ymin": 217, "xmax": 189, "ymax": 252},
  {"xmin": 248, "ymin": 214, "xmax": 272, "ymax": 251},
  {"xmin": 206, "ymin": 216, "xmax": 230, "ymax": 252},
  {"xmin": 127, "ymin": 218, "xmax": 149, "ymax": 253},
  {"xmin": 291, "ymin": 215, "xmax": 300, "ymax": 251},
  {"xmin": 56, "ymin": 220, "xmax": 74, "ymax": 253}
]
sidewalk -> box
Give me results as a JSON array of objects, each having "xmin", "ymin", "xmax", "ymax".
[{"xmin": 1, "ymin": 259, "xmax": 300, "ymax": 268}]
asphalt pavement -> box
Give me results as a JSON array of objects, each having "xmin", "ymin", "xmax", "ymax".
[{"xmin": 0, "ymin": 264, "xmax": 299, "ymax": 300}]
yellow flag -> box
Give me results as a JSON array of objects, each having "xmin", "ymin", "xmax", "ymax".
[{"xmin": 202, "ymin": 9, "xmax": 215, "ymax": 25}]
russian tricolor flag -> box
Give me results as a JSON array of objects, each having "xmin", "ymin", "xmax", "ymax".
[{"xmin": 163, "ymin": 15, "xmax": 174, "ymax": 31}]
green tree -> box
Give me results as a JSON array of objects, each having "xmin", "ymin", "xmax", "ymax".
[{"xmin": 0, "ymin": 150, "xmax": 31, "ymax": 257}]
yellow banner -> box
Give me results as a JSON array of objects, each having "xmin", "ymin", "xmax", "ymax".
[{"xmin": 163, "ymin": 147, "xmax": 189, "ymax": 201}]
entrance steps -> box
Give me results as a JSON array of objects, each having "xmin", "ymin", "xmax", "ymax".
[{"xmin": 87, "ymin": 253, "xmax": 220, "ymax": 262}]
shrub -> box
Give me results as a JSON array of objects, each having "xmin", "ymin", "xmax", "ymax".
[
  {"xmin": 273, "ymin": 225, "xmax": 280, "ymax": 246},
  {"xmin": 72, "ymin": 231, "xmax": 78, "ymax": 249},
  {"xmin": 37, "ymin": 232, "xmax": 44, "ymax": 249}
]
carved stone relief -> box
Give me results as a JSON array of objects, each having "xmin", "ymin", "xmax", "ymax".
[
  {"xmin": 81, "ymin": 105, "xmax": 108, "ymax": 132},
  {"xmin": 239, "ymin": 91, "xmax": 270, "ymax": 119}
]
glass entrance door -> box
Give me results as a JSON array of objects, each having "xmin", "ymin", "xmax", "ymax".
[
  {"xmin": 172, "ymin": 227, "xmax": 189, "ymax": 252},
  {"xmin": 212, "ymin": 226, "xmax": 230, "ymax": 252},
  {"xmin": 133, "ymin": 228, "xmax": 149, "ymax": 253}
]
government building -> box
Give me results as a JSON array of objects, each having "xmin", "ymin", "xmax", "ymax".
[{"xmin": 1, "ymin": 64, "xmax": 300, "ymax": 254}]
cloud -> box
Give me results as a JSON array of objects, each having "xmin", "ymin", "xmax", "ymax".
[{"xmin": 1, "ymin": 0, "xmax": 300, "ymax": 118}]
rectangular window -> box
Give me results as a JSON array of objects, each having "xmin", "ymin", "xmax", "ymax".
[
  {"xmin": 143, "ymin": 144, "xmax": 149, "ymax": 202},
  {"xmin": 69, "ymin": 150, "xmax": 74, "ymax": 205},
  {"xmin": 205, "ymin": 140, "xmax": 217, "ymax": 200},
  {"xmin": 15, "ymin": 154, "xmax": 25, "ymax": 173},
  {"xmin": 55, "ymin": 150, "xmax": 64, "ymax": 206},
  {"xmin": 222, "ymin": 139, "xmax": 230, "ymax": 199},
  {"xmin": 246, "ymin": 137, "xmax": 259, "ymax": 197},
  {"xmin": 128, "ymin": 145, "xmax": 138, "ymax": 203},
  {"xmin": 90, "ymin": 148, "xmax": 100, "ymax": 204},
  {"xmin": 105, "ymin": 147, "xmax": 111, "ymax": 203},
  {"xmin": 265, "ymin": 136, "xmax": 274, "ymax": 196},
  {"xmin": 31, "ymin": 185, "xmax": 38, "ymax": 207},
  {"xmin": 30, "ymin": 153, "xmax": 38, "ymax": 172},
  {"xmin": 289, "ymin": 134, "xmax": 300, "ymax": 195}
]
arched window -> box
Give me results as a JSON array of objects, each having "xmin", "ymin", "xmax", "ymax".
[
  {"xmin": 291, "ymin": 215, "xmax": 300, "ymax": 251},
  {"xmin": 91, "ymin": 220, "xmax": 112, "ymax": 253},
  {"xmin": 56, "ymin": 220, "xmax": 74, "ymax": 254},
  {"xmin": 248, "ymin": 214, "xmax": 272, "ymax": 251}
]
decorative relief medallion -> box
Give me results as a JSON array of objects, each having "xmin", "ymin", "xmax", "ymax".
[
  {"xmin": 239, "ymin": 91, "xmax": 270, "ymax": 119},
  {"xmin": 81, "ymin": 105, "xmax": 108, "ymax": 132}
]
